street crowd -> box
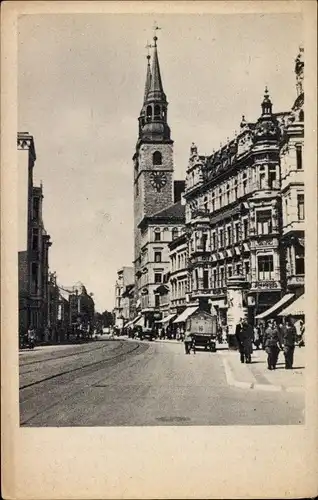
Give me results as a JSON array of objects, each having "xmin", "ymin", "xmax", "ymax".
[{"xmin": 235, "ymin": 316, "xmax": 305, "ymax": 370}]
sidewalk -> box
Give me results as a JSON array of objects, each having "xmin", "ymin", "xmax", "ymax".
[{"xmin": 219, "ymin": 345, "xmax": 305, "ymax": 392}]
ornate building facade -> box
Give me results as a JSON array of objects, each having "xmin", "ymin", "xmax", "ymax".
[{"xmin": 183, "ymin": 48, "xmax": 304, "ymax": 324}]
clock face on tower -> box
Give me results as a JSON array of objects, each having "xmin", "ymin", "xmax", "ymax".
[{"xmin": 149, "ymin": 171, "xmax": 167, "ymax": 192}]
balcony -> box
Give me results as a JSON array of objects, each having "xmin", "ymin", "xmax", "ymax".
[{"xmin": 287, "ymin": 274, "xmax": 304, "ymax": 288}]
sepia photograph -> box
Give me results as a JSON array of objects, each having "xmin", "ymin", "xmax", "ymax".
[
  {"xmin": 17, "ymin": 11, "xmax": 307, "ymax": 427},
  {"xmin": 2, "ymin": 1, "xmax": 317, "ymax": 498}
]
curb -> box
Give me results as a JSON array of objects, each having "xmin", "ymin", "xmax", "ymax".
[{"xmin": 222, "ymin": 358, "xmax": 304, "ymax": 393}]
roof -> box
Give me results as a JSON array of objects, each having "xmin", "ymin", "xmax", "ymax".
[
  {"xmin": 138, "ymin": 201, "xmax": 185, "ymax": 229},
  {"xmin": 150, "ymin": 201, "xmax": 185, "ymax": 221}
]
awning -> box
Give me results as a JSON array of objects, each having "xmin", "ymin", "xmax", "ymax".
[
  {"xmin": 173, "ymin": 306, "xmax": 198, "ymax": 324},
  {"xmin": 134, "ymin": 316, "xmax": 144, "ymax": 327},
  {"xmin": 155, "ymin": 313, "xmax": 176, "ymax": 324},
  {"xmin": 278, "ymin": 294, "xmax": 304, "ymax": 317},
  {"xmin": 125, "ymin": 315, "xmax": 143, "ymax": 328},
  {"xmin": 255, "ymin": 293, "xmax": 294, "ymax": 319}
]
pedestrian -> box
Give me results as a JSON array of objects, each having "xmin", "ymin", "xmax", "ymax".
[
  {"xmin": 236, "ymin": 318, "xmax": 253, "ymax": 363},
  {"xmin": 263, "ymin": 319, "xmax": 282, "ymax": 370},
  {"xmin": 253, "ymin": 324, "xmax": 261, "ymax": 350},
  {"xmin": 281, "ymin": 316, "xmax": 297, "ymax": 369},
  {"xmin": 184, "ymin": 330, "xmax": 193, "ymax": 354}
]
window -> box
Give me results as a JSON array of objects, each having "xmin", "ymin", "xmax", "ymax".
[
  {"xmin": 219, "ymin": 229, "xmax": 224, "ymax": 248},
  {"xmin": 155, "ymin": 293, "xmax": 160, "ymax": 308},
  {"xmin": 211, "ymin": 192, "xmax": 215, "ymax": 212},
  {"xmin": 32, "ymin": 197, "xmax": 40, "ymax": 220},
  {"xmin": 135, "ymin": 180, "xmax": 139, "ymax": 197},
  {"xmin": 219, "ymin": 188, "xmax": 222, "ymax": 208},
  {"xmin": 172, "ymin": 227, "xmax": 179, "ymax": 240},
  {"xmin": 31, "ymin": 262, "xmax": 38, "ymax": 294},
  {"xmin": 154, "ymin": 105, "xmax": 161, "ymax": 117},
  {"xmin": 244, "ymin": 260, "xmax": 250, "ymax": 278},
  {"xmin": 32, "ymin": 228, "xmax": 39, "ymax": 250},
  {"xmin": 226, "ymin": 185, "xmax": 230, "ymax": 205},
  {"xmin": 295, "ymin": 254, "xmax": 304, "ymax": 275},
  {"xmin": 227, "ymin": 265, "xmax": 232, "ymax": 278},
  {"xmin": 226, "ymin": 226, "xmax": 232, "ymax": 246},
  {"xmin": 299, "ymin": 109, "xmax": 304, "ymax": 122},
  {"xmin": 257, "ymin": 255, "xmax": 274, "ymax": 280},
  {"xmin": 256, "ymin": 210, "xmax": 272, "ymax": 235},
  {"xmin": 202, "ymin": 232, "xmax": 208, "ymax": 251},
  {"xmin": 212, "ymin": 232, "xmax": 216, "ymax": 250},
  {"xmin": 154, "ymin": 273, "xmax": 162, "ymax": 284},
  {"xmin": 212, "ymin": 269, "xmax": 217, "ymax": 287},
  {"xmin": 220, "ymin": 267, "xmax": 225, "ymax": 287},
  {"xmin": 203, "ymin": 196, "xmax": 208, "ymax": 212},
  {"xmin": 146, "ymin": 105, "xmax": 152, "ymax": 118},
  {"xmin": 242, "ymin": 219, "xmax": 248, "ymax": 239},
  {"xmin": 203, "ymin": 270, "xmax": 209, "ymax": 289},
  {"xmin": 269, "ymin": 167, "xmax": 277, "ymax": 189},
  {"xmin": 153, "ymin": 151, "xmax": 162, "ymax": 165},
  {"xmin": 297, "ymin": 194, "xmax": 304, "ymax": 220},
  {"xmin": 234, "ymin": 222, "xmax": 240, "ymax": 243},
  {"xmin": 154, "ymin": 229, "xmax": 161, "ymax": 241},
  {"xmin": 234, "ymin": 179, "xmax": 238, "ymax": 200},
  {"xmin": 242, "ymin": 174, "xmax": 247, "ymax": 195},
  {"xmin": 236, "ymin": 263, "xmax": 242, "ymax": 275},
  {"xmin": 260, "ymin": 172, "xmax": 266, "ymax": 189},
  {"xmin": 154, "ymin": 251, "xmax": 162, "ymax": 263},
  {"xmin": 296, "ymin": 145, "xmax": 302, "ymax": 170}
]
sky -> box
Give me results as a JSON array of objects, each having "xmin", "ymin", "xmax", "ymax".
[{"xmin": 18, "ymin": 12, "xmax": 302, "ymax": 312}]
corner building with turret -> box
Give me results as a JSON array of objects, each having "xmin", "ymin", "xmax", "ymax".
[{"xmin": 184, "ymin": 47, "xmax": 304, "ymax": 325}]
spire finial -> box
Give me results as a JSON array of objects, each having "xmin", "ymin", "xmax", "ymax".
[
  {"xmin": 153, "ymin": 21, "xmax": 161, "ymax": 46},
  {"xmin": 145, "ymin": 41, "xmax": 151, "ymax": 61}
]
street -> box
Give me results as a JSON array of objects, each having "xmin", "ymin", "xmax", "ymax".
[{"xmin": 19, "ymin": 337, "xmax": 305, "ymax": 427}]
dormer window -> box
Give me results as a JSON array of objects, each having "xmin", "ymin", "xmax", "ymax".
[{"xmin": 153, "ymin": 151, "xmax": 162, "ymax": 166}]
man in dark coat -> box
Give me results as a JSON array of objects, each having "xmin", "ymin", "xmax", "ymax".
[
  {"xmin": 236, "ymin": 318, "xmax": 253, "ymax": 363},
  {"xmin": 263, "ymin": 319, "xmax": 283, "ymax": 370},
  {"xmin": 281, "ymin": 317, "xmax": 297, "ymax": 369}
]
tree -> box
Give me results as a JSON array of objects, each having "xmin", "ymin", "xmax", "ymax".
[{"xmin": 100, "ymin": 310, "xmax": 114, "ymax": 328}]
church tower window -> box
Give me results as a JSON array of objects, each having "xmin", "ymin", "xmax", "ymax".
[
  {"xmin": 153, "ymin": 151, "xmax": 162, "ymax": 165},
  {"xmin": 154, "ymin": 104, "xmax": 161, "ymax": 118}
]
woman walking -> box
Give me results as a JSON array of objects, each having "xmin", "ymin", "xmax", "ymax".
[{"xmin": 263, "ymin": 319, "xmax": 282, "ymax": 370}]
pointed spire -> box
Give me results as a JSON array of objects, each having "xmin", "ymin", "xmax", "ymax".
[
  {"xmin": 147, "ymin": 34, "xmax": 166, "ymax": 102},
  {"xmin": 143, "ymin": 46, "xmax": 152, "ymax": 103}
]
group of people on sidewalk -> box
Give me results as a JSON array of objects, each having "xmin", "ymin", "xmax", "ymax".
[{"xmin": 235, "ymin": 316, "xmax": 301, "ymax": 370}]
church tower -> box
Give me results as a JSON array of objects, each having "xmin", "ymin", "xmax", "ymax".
[{"xmin": 133, "ymin": 34, "xmax": 174, "ymax": 267}]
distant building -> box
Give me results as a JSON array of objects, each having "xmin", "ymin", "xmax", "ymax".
[
  {"xmin": 18, "ymin": 133, "xmax": 51, "ymax": 338},
  {"xmin": 114, "ymin": 267, "xmax": 134, "ymax": 327},
  {"xmin": 136, "ymin": 201, "xmax": 185, "ymax": 327},
  {"xmin": 169, "ymin": 230, "xmax": 189, "ymax": 318}
]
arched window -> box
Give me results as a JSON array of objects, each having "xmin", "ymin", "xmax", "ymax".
[
  {"xmin": 219, "ymin": 188, "xmax": 223, "ymax": 208},
  {"xmin": 154, "ymin": 105, "xmax": 161, "ymax": 117},
  {"xmin": 146, "ymin": 105, "xmax": 152, "ymax": 118},
  {"xmin": 153, "ymin": 151, "xmax": 162, "ymax": 165}
]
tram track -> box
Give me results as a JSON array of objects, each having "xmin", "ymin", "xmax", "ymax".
[
  {"xmin": 19, "ymin": 342, "xmax": 140, "ymax": 390},
  {"xmin": 20, "ymin": 341, "xmax": 148, "ymax": 425},
  {"xmin": 19, "ymin": 340, "xmax": 121, "ymax": 368}
]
